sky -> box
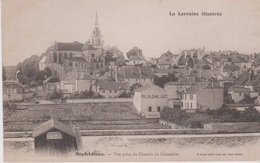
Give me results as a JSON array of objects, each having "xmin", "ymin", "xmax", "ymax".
[{"xmin": 2, "ymin": 0, "xmax": 260, "ymax": 66}]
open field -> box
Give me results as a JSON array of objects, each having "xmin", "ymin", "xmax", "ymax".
[{"xmin": 4, "ymin": 102, "xmax": 170, "ymax": 131}]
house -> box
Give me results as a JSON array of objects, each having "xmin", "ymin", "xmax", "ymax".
[
  {"xmin": 75, "ymin": 75, "xmax": 97, "ymax": 92},
  {"xmin": 42, "ymin": 77, "xmax": 60, "ymax": 93},
  {"xmin": 228, "ymin": 86, "xmax": 254, "ymax": 103},
  {"xmin": 164, "ymin": 76, "xmax": 197, "ymax": 108},
  {"xmin": 127, "ymin": 56, "xmax": 146, "ymax": 66},
  {"xmin": 182, "ymin": 82, "xmax": 224, "ymax": 111},
  {"xmin": 98, "ymin": 82, "xmax": 130, "ymax": 98},
  {"xmin": 117, "ymin": 67, "xmax": 153, "ymax": 86},
  {"xmin": 228, "ymin": 55, "xmax": 251, "ymax": 70},
  {"xmin": 3, "ymin": 80, "xmax": 24, "ymax": 101},
  {"xmin": 133, "ymin": 84, "xmax": 167, "ymax": 119}
]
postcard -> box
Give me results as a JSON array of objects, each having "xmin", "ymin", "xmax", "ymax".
[{"xmin": 2, "ymin": 0, "xmax": 260, "ymax": 162}]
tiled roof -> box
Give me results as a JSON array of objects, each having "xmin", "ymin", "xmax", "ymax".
[
  {"xmin": 158, "ymin": 57, "xmax": 173, "ymax": 65},
  {"xmin": 124, "ymin": 67, "xmax": 153, "ymax": 79},
  {"xmin": 99, "ymin": 82, "xmax": 130, "ymax": 90},
  {"xmin": 183, "ymin": 87, "xmax": 197, "ymax": 94},
  {"xmin": 33, "ymin": 118, "xmax": 76, "ymax": 138},
  {"xmin": 129, "ymin": 56, "xmax": 143, "ymax": 61},
  {"xmin": 135, "ymin": 84, "xmax": 165, "ymax": 93},
  {"xmin": 230, "ymin": 86, "xmax": 252, "ymax": 93},
  {"xmin": 51, "ymin": 42, "xmax": 84, "ymax": 51}
]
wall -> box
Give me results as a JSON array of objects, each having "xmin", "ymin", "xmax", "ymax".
[
  {"xmin": 204, "ymin": 122, "xmax": 260, "ymax": 133},
  {"xmin": 164, "ymin": 85, "xmax": 178, "ymax": 99},
  {"xmin": 66, "ymin": 98, "xmax": 133, "ymax": 103},
  {"xmin": 133, "ymin": 92, "xmax": 142, "ymax": 112},
  {"xmin": 182, "ymin": 93, "xmax": 197, "ymax": 109},
  {"xmin": 197, "ymin": 88, "xmax": 223, "ymax": 110},
  {"xmin": 75, "ymin": 79, "xmax": 92, "ymax": 92}
]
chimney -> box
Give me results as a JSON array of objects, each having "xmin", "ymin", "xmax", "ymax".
[{"xmin": 115, "ymin": 67, "xmax": 118, "ymax": 82}]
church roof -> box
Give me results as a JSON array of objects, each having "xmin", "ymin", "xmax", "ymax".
[
  {"xmin": 51, "ymin": 41, "xmax": 84, "ymax": 52},
  {"xmin": 81, "ymin": 42, "xmax": 97, "ymax": 51}
]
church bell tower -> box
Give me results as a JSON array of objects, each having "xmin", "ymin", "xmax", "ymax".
[{"xmin": 90, "ymin": 11, "xmax": 104, "ymax": 51}]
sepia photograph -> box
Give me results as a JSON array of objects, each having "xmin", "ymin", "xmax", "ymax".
[{"xmin": 2, "ymin": 0, "xmax": 260, "ymax": 162}]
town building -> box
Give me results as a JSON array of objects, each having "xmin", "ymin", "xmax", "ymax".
[
  {"xmin": 182, "ymin": 82, "xmax": 224, "ymax": 111},
  {"xmin": 117, "ymin": 67, "xmax": 153, "ymax": 86},
  {"xmin": 3, "ymin": 80, "xmax": 24, "ymax": 101},
  {"xmin": 133, "ymin": 84, "xmax": 168, "ymax": 119},
  {"xmin": 98, "ymin": 82, "xmax": 130, "ymax": 98}
]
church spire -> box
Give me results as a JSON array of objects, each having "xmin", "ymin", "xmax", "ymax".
[{"xmin": 95, "ymin": 11, "xmax": 98, "ymax": 28}]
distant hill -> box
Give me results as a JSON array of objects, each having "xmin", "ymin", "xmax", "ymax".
[{"xmin": 4, "ymin": 66, "xmax": 17, "ymax": 80}]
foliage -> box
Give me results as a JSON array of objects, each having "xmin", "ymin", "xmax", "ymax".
[
  {"xmin": 239, "ymin": 94, "xmax": 256, "ymax": 104},
  {"xmin": 16, "ymin": 55, "xmax": 40, "ymax": 85},
  {"xmin": 47, "ymin": 90, "xmax": 63, "ymax": 99},
  {"xmin": 126, "ymin": 47, "xmax": 143, "ymax": 59},
  {"xmin": 2, "ymin": 66, "xmax": 7, "ymax": 81},
  {"xmin": 187, "ymin": 58, "xmax": 194, "ymax": 68},
  {"xmin": 154, "ymin": 73, "xmax": 178, "ymax": 88},
  {"xmin": 44, "ymin": 67, "xmax": 52, "ymax": 78},
  {"xmin": 130, "ymin": 83, "xmax": 142, "ymax": 92},
  {"xmin": 118, "ymin": 92, "xmax": 132, "ymax": 98},
  {"xmin": 161, "ymin": 106, "xmax": 260, "ymax": 128}
]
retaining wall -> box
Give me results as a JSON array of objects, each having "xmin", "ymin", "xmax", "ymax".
[
  {"xmin": 66, "ymin": 98, "xmax": 133, "ymax": 103},
  {"xmin": 204, "ymin": 122, "xmax": 260, "ymax": 133}
]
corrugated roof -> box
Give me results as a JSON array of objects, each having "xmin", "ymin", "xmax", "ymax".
[{"xmin": 32, "ymin": 118, "xmax": 76, "ymax": 138}]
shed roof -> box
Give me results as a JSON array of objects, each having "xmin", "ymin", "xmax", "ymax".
[{"xmin": 33, "ymin": 118, "xmax": 76, "ymax": 138}]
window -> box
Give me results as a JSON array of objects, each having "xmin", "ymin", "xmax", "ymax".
[
  {"xmin": 191, "ymin": 103, "xmax": 193, "ymax": 109},
  {"xmin": 185, "ymin": 95, "xmax": 187, "ymax": 100},
  {"xmin": 190, "ymin": 95, "xmax": 193, "ymax": 100},
  {"xmin": 187, "ymin": 102, "xmax": 189, "ymax": 109},
  {"xmin": 70, "ymin": 52, "xmax": 72, "ymax": 58},
  {"xmin": 157, "ymin": 107, "xmax": 160, "ymax": 112},
  {"xmin": 109, "ymin": 90, "xmax": 112, "ymax": 93},
  {"xmin": 244, "ymin": 65, "xmax": 246, "ymax": 69},
  {"xmin": 148, "ymin": 107, "xmax": 152, "ymax": 112}
]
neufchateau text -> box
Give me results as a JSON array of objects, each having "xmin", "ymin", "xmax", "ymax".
[{"xmin": 169, "ymin": 12, "xmax": 222, "ymax": 16}]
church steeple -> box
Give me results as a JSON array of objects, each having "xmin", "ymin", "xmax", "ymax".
[
  {"xmin": 89, "ymin": 11, "xmax": 104, "ymax": 52},
  {"xmin": 95, "ymin": 11, "xmax": 98, "ymax": 28}
]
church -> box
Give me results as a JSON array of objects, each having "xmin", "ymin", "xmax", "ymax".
[{"xmin": 39, "ymin": 12, "xmax": 105, "ymax": 80}]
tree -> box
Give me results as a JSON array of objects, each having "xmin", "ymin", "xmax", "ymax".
[
  {"xmin": 187, "ymin": 58, "xmax": 194, "ymax": 68},
  {"xmin": 154, "ymin": 73, "xmax": 178, "ymax": 88},
  {"xmin": 239, "ymin": 94, "xmax": 256, "ymax": 104},
  {"xmin": 130, "ymin": 83, "xmax": 142, "ymax": 92},
  {"xmin": 2, "ymin": 66, "xmax": 7, "ymax": 81},
  {"xmin": 126, "ymin": 47, "xmax": 143, "ymax": 59},
  {"xmin": 16, "ymin": 55, "xmax": 40, "ymax": 85},
  {"xmin": 44, "ymin": 67, "xmax": 52, "ymax": 78}
]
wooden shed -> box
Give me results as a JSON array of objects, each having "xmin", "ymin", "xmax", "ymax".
[{"xmin": 33, "ymin": 119, "xmax": 77, "ymax": 157}]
